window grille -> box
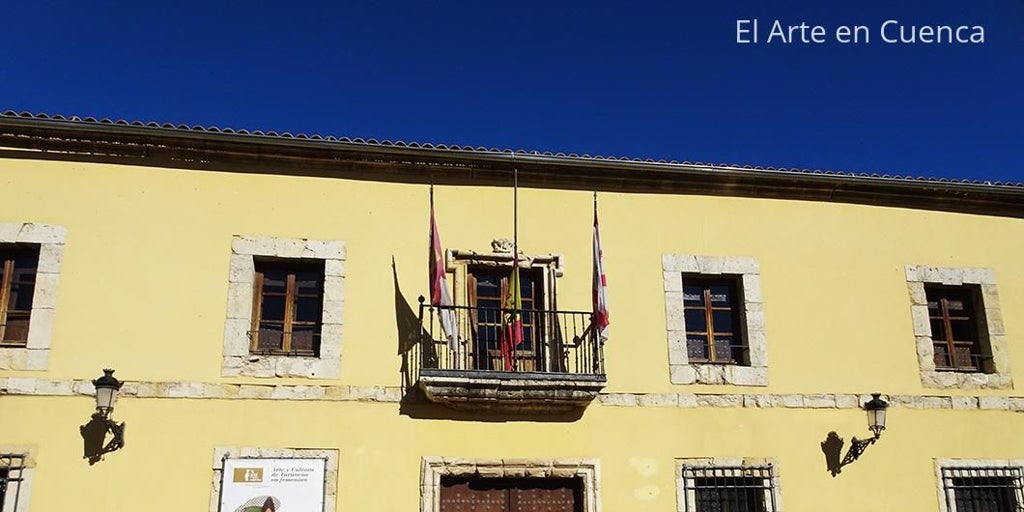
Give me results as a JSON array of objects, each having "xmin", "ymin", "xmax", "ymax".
[
  {"xmin": 941, "ymin": 466, "xmax": 1024, "ymax": 512},
  {"xmin": 0, "ymin": 454, "xmax": 26, "ymax": 512},
  {"xmin": 681, "ymin": 465, "xmax": 777, "ymax": 512}
]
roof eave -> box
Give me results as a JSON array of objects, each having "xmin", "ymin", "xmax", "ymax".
[{"xmin": 0, "ymin": 114, "xmax": 1021, "ymax": 218}]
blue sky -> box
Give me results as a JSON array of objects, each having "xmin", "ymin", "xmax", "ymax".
[{"xmin": 1, "ymin": 1, "xmax": 1021, "ymax": 182}]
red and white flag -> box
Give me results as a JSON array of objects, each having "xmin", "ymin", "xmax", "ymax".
[
  {"xmin": 592, "ymin": 202, "xmax": 610, "ymax": 341},
  {"xmin": 430, "ymin": 202, "xmax": 459, "ymax": 350}
]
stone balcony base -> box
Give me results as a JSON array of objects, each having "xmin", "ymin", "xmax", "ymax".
[{"xmin": 417, "ymin": 369, "xmax": 607, "ymax": 414}]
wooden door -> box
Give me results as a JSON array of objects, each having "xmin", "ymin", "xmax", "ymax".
[
  {"xmin": 439, "ymin": 477, "xmax": 581, "ymax": 512},
  {"xmin": 467, "ymin": 266, "xmax": 544, "ymax": 372}
]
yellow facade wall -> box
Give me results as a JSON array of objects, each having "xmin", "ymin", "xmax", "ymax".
[
  {"xmin": 6, "ymin": 397, "xmax": 1024, "ymax": 511},
  {"xmin": 2, "ymin": 157, "xmax": 1024, "ymax": 511}
]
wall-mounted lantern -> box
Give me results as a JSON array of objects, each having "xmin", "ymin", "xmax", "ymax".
[
  {"xmin": 93, "ymin": 368, "xmax": 122, "ymax": 418},
  {"xmin": 80, "ymin": 369, "xmax": 126, "ymax": 464},
  {"xmin": 841, "ymin": 393, "xmax": 889, "ymax": 466},
  {"xmin": 864, "ymin": 392, "xmax": 888, "ymax": 438}
]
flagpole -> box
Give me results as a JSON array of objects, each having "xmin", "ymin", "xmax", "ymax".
[
  {"xmin": 513, "ymin": 165, "xmax": 518, "ymax": 261},
  {"xmin": 592, "ymin": 189, "xmax": 610, "ymax": 348},
  {"xmin": 429, "ymin": 181, "xmax": 435, "ymax": 294},
  {"xmin": 429, "ymin": 182, "xmax": 435, "ymax": 365},
  {"xmin": 512, "ymin": 163, "xmax": 518, "ymax": 371}
]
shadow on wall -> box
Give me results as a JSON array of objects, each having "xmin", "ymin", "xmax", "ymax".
[
  {"xmin": 80, "ymin": 414, "xmax": 125, "ymax": 465},
  {"xmin": 393, "ymin": 257, "xmax": 425, "ymax": 390},
  {"xmin": 820, "ymin": 431, "xmax": 846, "ymax": 477}
]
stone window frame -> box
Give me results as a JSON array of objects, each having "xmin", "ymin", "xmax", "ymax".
[
  {"xmin": 0, "ymin": 447, "xmax": 36, "ymax": 512},
  {"xmin": 0, "ymin": 223, "xmax": 65, "ymax": 371},
  {"xmin": 209, "ymin": 446, "xmax": 339, "ymax": 512},
  {"xmin": 420, "ymin": 456, "xmax": 601, "ymax": 512},
  {"xmin": 447, "ymin": 246, "xmax": 565, "ymax": 311},
  {"xmin": 934, "ymin": 458, "xmax": 1024, "ymax": 512},
  {"xmin": 675, "ymin": 457, "xmax": 782, "ymax": 512},
  {"xmin": 906, "ymin": 266, "xmax": 1012, "ymax": 389},
  {"xmin": 223, "ymin": 235, "xmax": 345, "ymax": 379},
  {"xmin": 663, "ymin": 255, "xmax": 767, "ymax": 386}
]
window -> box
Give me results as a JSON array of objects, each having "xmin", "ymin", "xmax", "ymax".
[
  {"xmin": 0, "ymin": 453, "xmax": 30, "ymax": 512},
  {"xmin": 250, "ymin": 259, "xmax": 324, "ymax": 357},
  {"xmin": 677, "ymin": 460, "xmax": 779, "ymax": 512},
  {"xmin": 467, "ymin": 265, "xmax": 545, "ymax": 371},
  {"xmin": 938, "ymin": 464, "xmax": 1024, "ymax": 512},
  {"xmin": 432, "ymin": 247, "xmax": 580, "ymax": 375},
  {"xmin": 0, "ymin": 223, "xmax": 65, "ymax": 372},
  {"xmin": 663, "ymin": 255, "xmax": 768, "ymax": 386},
  {"xmin": 906, "ymin": 266, "xmax": 1011, "ymax": 389},
  {"xmin": 0, "ymin": 245, "xmax": 39, "ymax": 347},
  {"xmin": 683, "ymin": 276, "xmax": 745, "ymax": 365},
  {"xmin": 926, "ymin": 285, "xmax": 990, "ymax": 373},
  {"xmin": 223, "ymin": 236, "xmax": 345, "ymax": 379}
]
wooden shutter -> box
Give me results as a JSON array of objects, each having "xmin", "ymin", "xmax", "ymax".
[
  {"xmin": 250, "ymin": 271, "xmax": 264, "ymax": 352},
  {"xmin": 467, "ymin": 273, "xmax": 479, "ymax": 335}
]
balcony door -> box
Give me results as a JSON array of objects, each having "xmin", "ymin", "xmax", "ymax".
[{"xmin": 467, "ymin": 265, "xmax": 544, "ymax": 372}]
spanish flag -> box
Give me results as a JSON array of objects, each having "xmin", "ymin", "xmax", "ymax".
[{"xmin": 500, "ymin": 259, "xmax": 524, "ymax": 371}]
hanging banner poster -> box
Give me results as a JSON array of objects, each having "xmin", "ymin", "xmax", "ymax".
[{"xmin": 220, "ymin": 457, "xmax": 326, "ymax": 512}]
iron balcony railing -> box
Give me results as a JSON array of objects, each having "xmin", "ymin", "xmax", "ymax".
[{"xmin": 415, "ymin": 298, "xmax": 605, "ymax": 380}]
